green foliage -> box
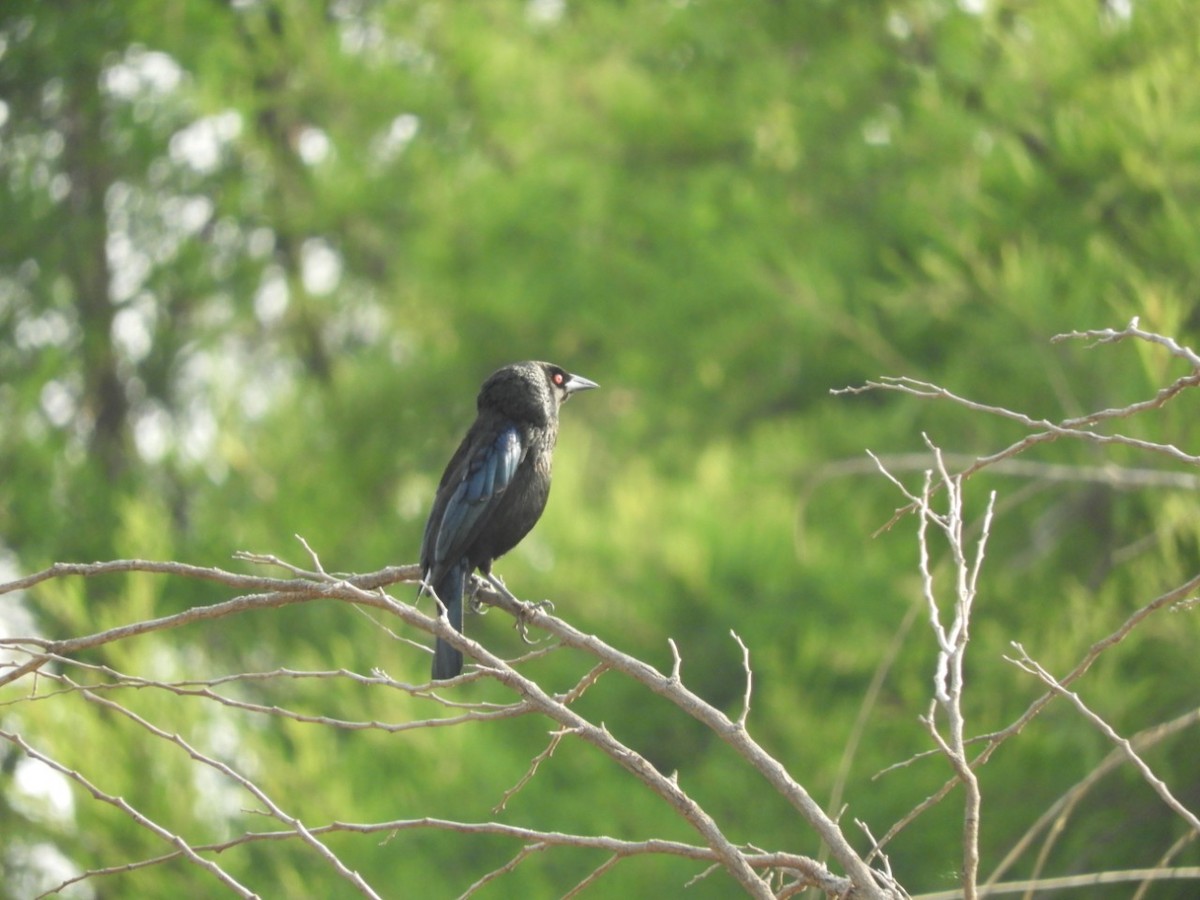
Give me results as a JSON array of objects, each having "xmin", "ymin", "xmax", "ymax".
[{"xmin": 2, "ymin": 0, "xmax": 1200, "ymax": 896}]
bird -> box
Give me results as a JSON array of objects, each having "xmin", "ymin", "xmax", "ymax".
[{"xmin": 420, "ymin": 361, "xmax": 598, "ymax": 681}]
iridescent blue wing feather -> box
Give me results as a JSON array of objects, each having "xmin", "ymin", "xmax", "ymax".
[{"xmin": 433, "ymin": 424, "xmax": 523, "ymax": 566}]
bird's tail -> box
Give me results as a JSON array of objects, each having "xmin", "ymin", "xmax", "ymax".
[{"xmin": 428, "ymin": 561, "xmax": 466, "ymax": 680}]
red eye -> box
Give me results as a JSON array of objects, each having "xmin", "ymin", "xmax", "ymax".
[{"xmin": 553, "ymin": 372, "xmax": 565, "ymax": 386}]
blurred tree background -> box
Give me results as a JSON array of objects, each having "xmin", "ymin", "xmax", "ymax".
[{"xmin": 2, "ymin": 0, "xmax": 1199, "ymax": 896}]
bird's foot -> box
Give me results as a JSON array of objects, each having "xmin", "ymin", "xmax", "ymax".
[
  {"xmin": 514, "ymin": 598, "xmax": 555, "ymax": 645},
  {"xmin": 481, "ymin": 572, "xmax": 554, "ymax": 643},
  {"xmin": 467, "ymin": 576, "xmax": 489, "ymax": 615}
]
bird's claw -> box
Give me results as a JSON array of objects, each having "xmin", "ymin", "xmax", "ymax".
[
  {"xmin": 468, "ymin": 577, "xmax": 489, "ymax": 615},
  {"xmin": 514, "ymin": 598, "xmax": 555, "ymax": 645}
]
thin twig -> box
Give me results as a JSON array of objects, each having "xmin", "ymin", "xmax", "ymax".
[
  {"xmin": 460, "ymin": 843, "xmax": 547, "ymax": 898},
  {"xmin": 984, "ymin": 707, "xmax": 1200, "ymax": 891},
  {"xmin": 873, "ymin": 444, "xmax": 994, "ymax": 900},
  {"xmin": 493, "ymin": 727, "xmax": 577, "ymax": 814},
  {"xmin": 853, "ymin": 323, "xmax": 1200, "ymax": 857},
  {"xmin": 293, "ymin": 534, "xmax": 327, "ymax": 575},
  {"xmin": 2, "ymin": 556, "xmax": 873, "ymax": 898},
  {"xmin": 1133, "ymin": 831, "xmax": 1200, "ymax": 900},
  {"xmin": 822, "ymin": 596, "xmax": 922, "ymax": 868},
  {"xmin": 1007, "ymin": 644, "xmax": 1200, "ymax": 833},
  {"xmin": 731, "ymin": 630, "xmax": 753, "ymax": 729},
  {"xmin": 7, "ymin": 661, "xmax": 533, "ymax": 731},
  {"xmin": 557, "ymin": 662, "xmax": 610, "ymax": 705},
  {"xmin": 908, "ymin": 866, "xmax": 1200, "ymax": 899},
  {"xmin": 834, "ymin": 320, "xmax": 1200, "ymax": 535},
  {"xmin": 0, "ymin": 729, "xmax": 259, "ymax": 899},
  {"xmin": 1050, "ymin": 316, "xmax": 1200, "ymax": 369},
  {"xmin": 561, "ymin": 854, "xmax": 621, "ymax": 899},
  {"xmin": 70, "ymin": 679, "xmax": 383, "ymax": 899}
]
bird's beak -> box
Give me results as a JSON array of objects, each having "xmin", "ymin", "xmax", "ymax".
[{"xmin": 564, "ymin": 373, "xmax": 599, "ymax": 395}]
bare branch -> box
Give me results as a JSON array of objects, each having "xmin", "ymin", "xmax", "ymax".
[
  {"xmin": 1007, "ymin": 644, "xmax": 1200, "ymax": 834},
  {"xmin": 813, "ymin": 453, "xmax": 1200, "ymax": 492},
  {"xmin": 1050, "ymin": 316, "xmax": 1200, "ymax": 370},
  {"xmin": 1, "ymin": 555, "xmax": 888, "ymax": 897},
  {"xmin": 869, "ymin": 557, "xmax": 1200, "ymax": 868},
  {"xmin": 845, "ymin": 326, "xmax": 1200, "ymax": 867},
  {"xmin": 871, "ymin": 443, "xmax": 994, "ymax": 899},
  {"xmin": 985, "ymin": 707, "xmax": 1200, "ymax": 891},
  {"xmin": 8, "ymin": 660, "xmax": 534, "ymax": 731},
  {"xmin": 0, "ymin": 729, "xmax": 258, "ymax": 898},
  {"xmin": 0, "ymin": 562, "xmax": 419, "ymax": 690},
  {"xmin": 909, "ymin": 866, "xmax": 1200, "ymax": 899},
  {"xmin": 835, "ymin": 374, "xmax": 1200, "ymax": 465},
  {"xmin": 834, "ymin": 322, "xmax": 1200, "ymax": 534},
  {"xmin": 69, "ymin": 678, "xmax": 384, "ymax": 899},
  {"xmin": 470, "ymin": 580, "xmax": 900, "ymax": 898}
]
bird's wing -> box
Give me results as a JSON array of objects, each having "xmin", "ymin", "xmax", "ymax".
[{"xmin": 431, "ymin": 424, "xmax": 524, "ymax": 566}]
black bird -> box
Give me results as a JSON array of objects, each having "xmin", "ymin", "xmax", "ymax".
[{"xmin": 421, "ymin": 361, "xmax": 598, "ymax": 680}]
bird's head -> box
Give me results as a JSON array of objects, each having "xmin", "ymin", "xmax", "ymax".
[
  {"xmin": 542, "ymin": 362, "xmax": 599, "ymax": 406},
  {"xmin": 478, "ymin": 361, "xmax": 598, "ymax": 425}
]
